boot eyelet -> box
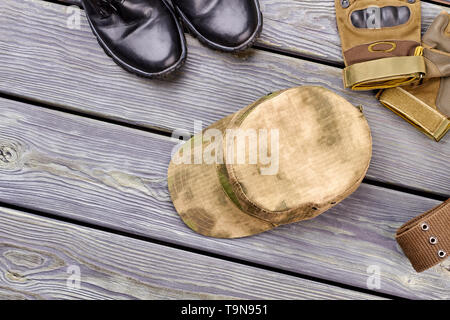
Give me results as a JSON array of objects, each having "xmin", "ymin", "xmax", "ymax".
[
  {"xmin": 429, "ymin": 237, "xmax": 437, "ymax": 245},
  {"xmin": 438, "ymin": 250, "xmax": 446, "ymax": 258},
  {"xmin": 421, "ymin": 223, "xmax": 429, "ymax": 231}
]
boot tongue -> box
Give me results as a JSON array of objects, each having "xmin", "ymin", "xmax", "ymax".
[
  {"xmin": 95, "ymin": 0, "xmax": 123, "ymax": 19},
  {"xmin": 95, "ymin": 0, "xmax": 153, "ymax": 23}
]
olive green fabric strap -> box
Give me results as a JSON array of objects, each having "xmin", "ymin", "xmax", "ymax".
[
  {"xmin": 216, "ymin": 164, "xmax": 243, "ymax": 210},
  {"xmin": 343, "ymin": 56, "xmax": 426, "ymax": 90},
  {"xmin": 378, "ymin": 87, "xmax": 450, "ymax": 141},
  {"xmin": 396, "ymin": 199, "xmax": 450, "ymax": 273},
  {"xmin": 216, "ymin": 163, "xmax": 277, "ymax": 226}
]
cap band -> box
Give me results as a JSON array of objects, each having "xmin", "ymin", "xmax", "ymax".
[
  {"xmin": 396, "ymin": 199, "xmax": 450, "ymax": 273},
  {"xmin": 378, "ymin": 86, "xmax": 450, "ymax": 141},
  {"xmin": 343, "ymin": 55, "xmax": 426, "ymax": 90}
]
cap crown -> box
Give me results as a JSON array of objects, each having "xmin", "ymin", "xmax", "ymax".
[{"xmin": 221, "ymin": 86, "xmax": 372, "ymax": 225}]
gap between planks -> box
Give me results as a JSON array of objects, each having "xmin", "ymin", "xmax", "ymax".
[
  {"xmin": 42, "ymin": 0, "xmax": 449, "ymax": 67},
  {"xmin": 0, "ymin": 97, "xmax": 448, "ymax": 299},
  {"xmin": 0, "ymin": 0, "xmax": 448, "ymax": 197},
  {"xmin": 0, "ymin": 205, "xmax": 387, "ymax": 300}
]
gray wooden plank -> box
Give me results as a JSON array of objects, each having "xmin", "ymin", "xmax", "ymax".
[
  {"xmin": 0, "ymin": 97, "xmax": 448, "ymax": 299},
  {"xmin": 258, "ymin": 0, "xmax": 445, "ymax": 64},
  {"xmin": 0, "ymin": 0, "xmax": 449, "ymax": 196},
  {"xmin": 0, "ymin": 207, "xmax": 381, "ymax": 300},
  {"xmin": 52, "ymin": 0, "xmax": 447, "ymax": 64}
]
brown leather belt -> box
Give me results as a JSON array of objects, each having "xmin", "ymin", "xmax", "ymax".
[{"xmin": 396, "ymin": 199, "xmax": 450, "ymax": 272}]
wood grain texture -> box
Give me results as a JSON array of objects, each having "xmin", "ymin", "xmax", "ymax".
[
  {"xmin": 0, "ymin": 98, "xmax": 448, "ymax": 299},
  {"xmin": 51, "ymin": 0, "xmax": 447, "ymax": 64},
  {"xmin": 0, "ymin": 0, "xmax": 449, "ymax": 196},
  {"xmin": 0, "ymin": 208, "xmax": 382, "ymax": 300},
  {"xmin": 258, "ymin": 0, "xmax": 445, "ymax": 64}
]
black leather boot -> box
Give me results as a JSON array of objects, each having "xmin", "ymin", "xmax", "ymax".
[
  {"xmin": 172, "ymin": 0, "xmax": 263, "ymax": 52},
  {"xmin": 82, "ymin": 0, "xmax": 187, "ymax": 78}
]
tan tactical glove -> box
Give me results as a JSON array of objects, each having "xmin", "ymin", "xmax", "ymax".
[
  {"xmin": 335, "ymin": 0, "xmax": 426, "ymax": 90},
  {"xmin": 378, "ymin": 12, "xmax": 450, "ymax": 141}
]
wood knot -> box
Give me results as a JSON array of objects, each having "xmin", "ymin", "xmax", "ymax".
[
  {"xmin": 0, "ymin": 145, "xmax": 17, "ymax": 163},
  {"xmin": 0, "ymin": 144, "xmax": 21, "ymax": 169},
  {"xmin": 6, "ymin": 271, "xmax": 26, "ymax": 282},
  {"xmin": 4, "ymin": 249, "xmax": 45, "ymax": 268}
]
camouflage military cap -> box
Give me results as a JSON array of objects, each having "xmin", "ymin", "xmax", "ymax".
[{"xmin": 168, "ymin": 86, "xmax": 372, "ymax": 238}]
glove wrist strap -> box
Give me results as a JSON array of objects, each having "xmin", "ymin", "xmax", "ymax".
[
  {"xmin": 343, "ymin": 56, "xmax": 426, "ymax": 90},
  {"xmin": 396, "ymin": 199, "xmax": 450, "ymax": 273},
  {"xmin": 377, "ymin": 86, "xmax": 450, "ymax": 141}
]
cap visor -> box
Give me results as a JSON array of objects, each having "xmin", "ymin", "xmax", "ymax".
[{"xmin": 168, "ymin": 115, "xmax": 275, "ymax": 239}]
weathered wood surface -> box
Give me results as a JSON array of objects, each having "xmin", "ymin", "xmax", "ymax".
[
  {"xmin": 0, "ymin": 0, "xmax": 449, "ymax": 196},
  {"xmin": 258, "ymin": 0, "xmax": 444, "ymax": 64},
  {"xmin": 0, "ymin": 207, "xmax": 383, "ymax": 300},
  {"xmin": 431, "ymin": 0, "xmax": 450, "ymax": 6},
  {"xmin": 53, "ymin": 0, "xmax": 446, "ymax": 64},
  {"xmin": 0, "ymin": 98, "xmax": 448, "ymax": 299}
]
